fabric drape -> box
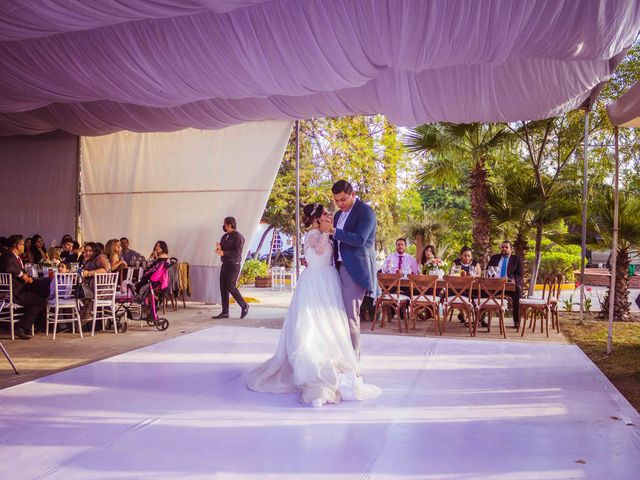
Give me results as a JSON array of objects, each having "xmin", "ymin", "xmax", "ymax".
[
  {"xmin": 79, "ymin": 121, "xmax": 292, "ymax": 303},
  {"xmin": 0, "ymin": 131, "xmax": 78, "ymax": 242},
  {"xmin": 0, "ymin": 0, "xmax": 638, "ymax": 135}
]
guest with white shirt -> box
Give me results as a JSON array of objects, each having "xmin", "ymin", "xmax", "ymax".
[{"xmin": 383, "ymin": 238, "xmax": 420, "ymax": 275}]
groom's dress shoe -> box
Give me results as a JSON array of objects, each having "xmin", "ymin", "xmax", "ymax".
[
  {"xmin": 240, "ymin": 304, "xmax": 250, "ymax": 319},
  {"xmin": 212, "ymin": 312, "xmax": 229, "ymax": 319}
]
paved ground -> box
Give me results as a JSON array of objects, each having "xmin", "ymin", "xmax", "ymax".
[{"xmin": 1, "ymin": 285, "xmax": 568, "ymax": 390}]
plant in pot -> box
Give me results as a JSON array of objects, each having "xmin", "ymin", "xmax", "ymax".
[{"xmin": 239, "ymin": 259, "xmax": 270, "ymax": 287}]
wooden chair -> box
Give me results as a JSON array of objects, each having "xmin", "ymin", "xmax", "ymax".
[
  {"xmin": 474, "ymin": 277, "xmax": 507, "ymax": 338},
  {"xmin": 407, "ymin": 274, "xmax": 441, "ymax": 334},
  {"xmin": 372, "ymin": 273, "xmax": 409, "ymax": 333},
  {"xmin": 549, "ymin": 274, "xmax": 563, "ymax": 333},
  {"xmin": 520, "ymin": 275, "xmax": 558, "ymax": 338},
  {"xmin": 442, "ymin": 275, "xmax": 475, "ymax": 336}
]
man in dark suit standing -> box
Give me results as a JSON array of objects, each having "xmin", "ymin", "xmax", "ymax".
[
  {"xmin": 328, "ymin": 180, "xmax": 377, "ymax": 358},
  {"xmin": 0, "ymin": 235, "xmax": 47, "ymax": 339},
  {"xmin": 212, "ymin": 217, "xmax": 249, "ymax": 319},
  {"xmin": 487, "ymin": 240, "xmax": 524, "ymax": 329}
]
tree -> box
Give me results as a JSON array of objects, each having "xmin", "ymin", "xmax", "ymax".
[
  {"xmin": 263, "ymin": 116, "xmax": 414, "ymax": 254},
  {"xmin": 507, "ymin": 112, "xmax": 588, "ymax": 292},
  {"xmin": 591, "ymin": 191, "xmax": 640, "ymax": 321},
  {"xmin": 559, "ymin": 189, "xmax": 640, "ymax": 321},
  {"xmin": 404, "ymin": 123, "xmax": 512, "ymax": 264},
  {"xmin": 404, "ymin": 208, "xmax": 448, "ymax": 263}
]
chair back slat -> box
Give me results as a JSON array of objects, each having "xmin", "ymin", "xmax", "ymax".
[
  {"xmin": 408, "ymin": 274, "xmax": 439, "ymax": 303},
  {"xmin": 0, "ymin": 272, "xmax": 11, "ymax": 296},
  {"xmin": 377, "ymin": 272, "xmax": 402, "ymax": 301},
  {"xmin": 444, "ymin": 275, "xmax": 475, "ymax": 304},
  {"xmin": 475, "ymin": 277, "xmax": 506, "ymax": 309},
  {"xmin": 54, "ymin": 273, "xmax": 77, "ymax": 300},
  {"xmin": 94, "ymin": 273, "xmax": 118, "ymax": 301}
]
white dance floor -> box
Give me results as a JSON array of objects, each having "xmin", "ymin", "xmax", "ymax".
[{"xmin": 1, "ymin": 326, "xmax": 640, "ymax": 479}]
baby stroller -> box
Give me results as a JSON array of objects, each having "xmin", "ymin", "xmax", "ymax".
[{"xmin": 116, "ymin": 259, "xmax": 170, "ymax": 331}]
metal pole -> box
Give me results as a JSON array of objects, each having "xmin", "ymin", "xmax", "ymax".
[
  {"xmin": 607, "ymin": 126, "xmax": 620, "ymax": 355},
  {"xmin": 579, "ymin": 108, "xmax": 590, "ymax": 322},
  {"xmin": 295, "ymin": 120, "xmax": 301, "ymax": 281}
]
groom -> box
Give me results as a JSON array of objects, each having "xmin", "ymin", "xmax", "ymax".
[{"xmin": 328, "ymin": 180, "xmax": 377, "ymax": 358}]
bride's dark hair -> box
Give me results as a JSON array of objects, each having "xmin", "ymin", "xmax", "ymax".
[{"xmin": 302, "ymin": 203, "xmax": 324, "ymax": 228}]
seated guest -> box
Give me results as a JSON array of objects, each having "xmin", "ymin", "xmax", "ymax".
[
  {"xmin": 0, "ymin": 235, "xmax": 47, "ymax": 339},
  {"xmin": 453, "ymin": 246, "xmax": 482, "ymax": 276},
  {"xmin": 49, "ymin": 262, "xmax": 70, "ymax": 300},
  {"xmin": 22, "ymin": 237, "xmax": 34, "ymax": 263},
  {"xmin": 421, "ymin": 244, "xmax": 438, "ymax": 266},
  {"xmin": 59, "ymin": 234, "xmax": 73, "ymax": 247},
  {"xmin": 60, "ymin": 239, "xmax": 80, "ymax": 264},
  {"xmin": 47, "ymin": 247, "xmax": 62, "ymax": 266},
  {"xmin": 30, "ymin": 234, "xmax": 49, "ymax": 264},
  {"xmin": 487, "ymin": 240, "xmax": 524, "ymax": 329},
  {"xmin": 382, "ymin": 238, "xmax": 420, "ymax": 275},
  {"xmin": 149, "ymin": 240, "xmax": 170, "ymax": 261},
  {"xmin": 105, "ymin": 238, "xmax": 127, "ymax": 269},
  {"xmin": 105, "ymin": 238, "xmax": 127, "ymax": 280},
  {"xmin": 120, "ymin": 237, "xmax": 142, "ymax": 265},
  {"xmin": 80, "ymin": 242, "xmax": 111, "ymax": 280}
]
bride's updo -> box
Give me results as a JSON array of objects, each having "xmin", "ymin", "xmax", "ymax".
[{"xmin": 302, "ymin": 203, "xmax": 324, "ymax": 228}]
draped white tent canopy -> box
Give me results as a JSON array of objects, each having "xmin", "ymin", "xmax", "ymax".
[
  {"xmin": 1, "ymin": 0, "xmax": 639, "ymax": 304},
  {"xmin": 0, "ymin": 0, "xmax": 639, "ymax": 135}
]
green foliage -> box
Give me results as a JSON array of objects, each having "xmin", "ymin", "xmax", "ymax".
[
  {"xmin": 238, "ymin": 259, "xmax": 269, "ymax": 286},
  {"xmin": 525, "ymin": 240, "xmax": 581, "ymax": 281},
  {"xmin": 263, "ymin": 116, "xmax": 412, "ymax": 252}
]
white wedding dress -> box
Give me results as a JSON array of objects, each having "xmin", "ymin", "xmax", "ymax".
[{"xmin": 247, "ymin": 229, "xmax": 381, "ymax": 405}]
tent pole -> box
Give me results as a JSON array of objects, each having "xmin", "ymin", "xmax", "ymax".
[
  {"xmin": 295, "ymin": 120, "xmax": 301, "ymax": 282},
  {"xmin": 579, "ymin": 108, "xmax": 590, "ymax": 323},
  {"xmin": 607, "ymin": 126, "xmax": 620, "ymax": 355},
  {"xmin": 75, "ymin": 136, "xmax": 82, "ymax": 242}
]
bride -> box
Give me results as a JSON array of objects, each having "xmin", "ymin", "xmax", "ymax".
[{"xmin": 247, "ymin": 203, "xmax": 380, "ymax": 406}]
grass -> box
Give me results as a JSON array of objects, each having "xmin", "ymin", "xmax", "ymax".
[{"xmin": 560, "ymin": 312, "xmax": 640, "ymax": 411}]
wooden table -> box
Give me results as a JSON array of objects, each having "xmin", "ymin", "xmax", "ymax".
[{"xmin": 398, "ymin": 278, "xmax": 516, "ymax": 291}]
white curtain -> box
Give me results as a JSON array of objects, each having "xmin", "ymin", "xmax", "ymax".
[
  {"xmin": 80, "ymin": 121, "xmax": 292, "ymax": 302},
  {"xmin": 0, "ymin": 131, "xmax": 78, "ymax": 245}
]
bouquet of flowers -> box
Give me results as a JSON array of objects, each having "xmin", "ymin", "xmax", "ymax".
[{"xmin": 422, "ymin": 258, "xmax": 448, "ymax": 276}]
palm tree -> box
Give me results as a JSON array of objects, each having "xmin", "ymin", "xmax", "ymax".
[
  {"xmin": 591, "ymin": 191, "xmax": 640, "ymax": 321},
  {"xmin": 404, "ymin": 208, "xmax": 447, "ymax": 263},
  {"xmin": 487, "ymin": 174, "xmax": 539, "ymax": 257},
  {"xmin": 404, "ymin": 123, "xmax": 512, "ymax": 264},
  {"xmin": 488, "ymin": 173, "xmax": 580, "ymax": 293},
  {"xmin": 562, "ymin": 190, "xmax": 640, "ymax": 321}
]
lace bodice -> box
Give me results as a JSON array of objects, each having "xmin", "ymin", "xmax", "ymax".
[{"xmin": 304, "ymin": 230, "xmax": 333, "ymax": 268}]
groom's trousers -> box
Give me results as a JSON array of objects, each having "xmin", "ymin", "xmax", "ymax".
[{"xmin": 338, "ymin": 265, "xmax": 366, "ymax": 358}]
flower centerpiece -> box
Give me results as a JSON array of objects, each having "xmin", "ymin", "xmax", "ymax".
[{"xmin": 422, "ymin": 258, "xmax": 448, "ymax": 278}]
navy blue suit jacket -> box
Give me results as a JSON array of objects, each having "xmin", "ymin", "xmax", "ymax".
[{"xmin": 333, "ymin": 198, "xmax": 377, "ymax": 294}]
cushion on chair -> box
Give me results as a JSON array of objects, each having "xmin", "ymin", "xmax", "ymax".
[
  {"xmin": 520, "ymin": 298, "xmax": 547, "ymax": 306},
  {"xmin": 445, "ymin": 296, "xmax": 471, "ymax": 304},
  {"xmin": 47, "ymin": 298, "xmax": 77, "ymax": 306}
]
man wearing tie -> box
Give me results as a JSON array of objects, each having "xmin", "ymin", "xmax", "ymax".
[
  {"xmin": 0, "ymin": 235, "xmax": 47, "ymax": 339},
  {"xmin": 487, "ymin": 240, "xmax": 524, "ymax": 329},
  {"xmin": 382, "ymin": 238, "xmax": 420, "ymax": 276}
]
